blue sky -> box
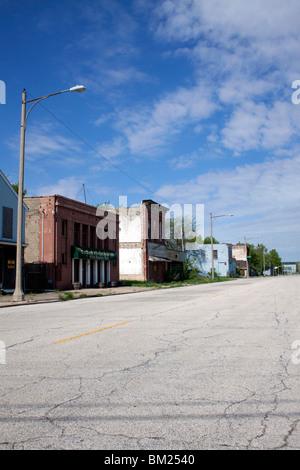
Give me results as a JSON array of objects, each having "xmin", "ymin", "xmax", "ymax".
[{"xmin": 1, "ymin": 0, "xmax": 300, "ymax": 261}]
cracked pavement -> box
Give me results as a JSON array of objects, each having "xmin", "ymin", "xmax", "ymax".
[{"xmin": 0, "ymin": 276, "xmax": 299, "ymax": 450}]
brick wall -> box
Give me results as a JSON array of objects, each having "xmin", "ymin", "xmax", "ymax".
[
  {"xmin": 25, "ymin": 195, "xmax": 119, "ymax": 290},
  {"xmin": 24, "ymin": 197, "xmax": 42, "ymax": 263}
]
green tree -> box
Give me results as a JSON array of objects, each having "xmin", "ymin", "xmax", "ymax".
[
  {"xmin": 12, "ymin": 182, "xmax": 27, "ymax": 196},
  {"xmin": 267, "ymin": 249, "xmax": 282, "ymax": 274},
  {"xmin": 203, "ymin": 236, "xmax": 219, "ymax": 244},
  {"xmin": 97, "ymin": 201, "xmax": 112, "ymax": 208},
  {"xmin": 182, "ymin": 257, "xmax": 201, "ymax": 280},
  {"xmin": 236, "ymin": 242, "xmax": 280, "ymax": 275},
  {"xmin": 247, "ymin": 244, "xmax": 281, "ymax": 275},
  {"xmin": 248, "ymin": 243, "xmax": 266, "ymax": 274},
  {"xmin": 165, "ymin": 214, "xmax": 203, "ymax": 250}
]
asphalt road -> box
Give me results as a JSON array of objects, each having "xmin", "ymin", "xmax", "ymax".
[{"xmin": 0, "ymin": 276, "xmax": 299, "ymax": 450}]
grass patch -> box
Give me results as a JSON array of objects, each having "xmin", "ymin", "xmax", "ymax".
[
  {"xmin": 121, "ymin": 276, "xmax": 233, "ymax": 289},
  {"xmin": 121, "ymin": 280, "xmax": 163, "ymax": 288},
  {"xmin": 59, "ymin": 291, "xmax": 74, "ymax": 301}
]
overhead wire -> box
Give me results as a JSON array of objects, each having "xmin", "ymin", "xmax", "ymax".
[{"xmin": 27, "ymin": 92, "xmax": 159, "ymax": 200}]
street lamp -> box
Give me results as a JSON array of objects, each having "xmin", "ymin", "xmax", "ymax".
[
  {"xmin": 210, "ymin": 213, "xmax": 234, "ymax": 280},
  {"xmin": 13, "ymin": 85, "xmax": 86, "ymax": 302}
]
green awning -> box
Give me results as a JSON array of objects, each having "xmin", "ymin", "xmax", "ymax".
[{"xmin": 72, "ymin": 246, "xmax": 117, "ymax": 261}]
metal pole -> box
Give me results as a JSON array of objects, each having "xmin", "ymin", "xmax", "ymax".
[
  {"xmin": 42, "ymin": 209, "xmax": 45, "ymax": 262},
  {"xmin": 210, "ymin": 212, "xmax": 214, "ymax": 280},
  {"xmin": 13, "ymin": 89, "xmax": 26, "ymax": 302},
  {"xmin": 12, "ymin": 86, "xmax": 85, "ymax": 301},
  {"xmin": 244, "ymin": 236, "xmax": 249, "ymax": 278}
]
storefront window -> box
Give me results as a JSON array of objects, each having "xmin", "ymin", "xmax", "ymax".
[{"xmin": 2, "ymin": 207, "xmax": 13, "ymax": 239}]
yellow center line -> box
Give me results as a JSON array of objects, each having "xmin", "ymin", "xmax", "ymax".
[
  {"xmin": 212, "ymin": 293, "xmax": 225, "ymax": 298},
  {"xmin": 53, "ymin": 321, "xmax": 131, "ymax": 344}
]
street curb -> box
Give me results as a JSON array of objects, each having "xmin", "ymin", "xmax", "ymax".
[
  {"xmin": 0, "ymin": 278, "xmax": 239, "ymax": 309},
  {"xmin": 0, "ymin": 286, "xmax": 158, "ymax": 308}
]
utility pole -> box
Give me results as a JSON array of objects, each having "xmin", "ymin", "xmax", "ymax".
[
  {"xmin": 210, "ymin": 212, "xmax": 234, "ymax": 280},
  {"xmin": 244, "ymin": 236, "xmax": 249, "ymax": 278},
  {"xmin": 83, "ymin": 184, "xmax": 87, "ymax": 204},
  {"xmin": 13, "ymin": 85, "xmax": 86, "ymax": 301},
  {"xmin": 210, "ymin": 213, "xmax": 214, "ymax": 280}
]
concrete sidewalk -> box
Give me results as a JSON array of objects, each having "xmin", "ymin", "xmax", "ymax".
[{"xmin": 0, "ymin": 285, "xmax": 157, "ymax": 308}]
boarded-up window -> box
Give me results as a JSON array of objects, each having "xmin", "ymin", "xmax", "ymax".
[
  {"xmin": 2, "ymin": 207, "xmax": 13, "ymax": 239},
  {"xmin": 90, "ymin": 226, "xmax": 95, "ymax": 249},
  {"xmin": 74, "ymin": 222, "xmax": 80, "ymax": 245},
  {"xmin": 62, "ymin": 220, "xmax": 67, "ymax": 236},
  {"xmin": 82, "ymin": 224, "xmax": 88, "ymax": 247}
]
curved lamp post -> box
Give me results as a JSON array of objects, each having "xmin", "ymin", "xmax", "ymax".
[
  {"xmin": 13, "ymin": 85, "xmax": 86, "ymax": 302},
  {"xmin": 210, "ymin": 213, "xmax": 234, "ymax": 280}
]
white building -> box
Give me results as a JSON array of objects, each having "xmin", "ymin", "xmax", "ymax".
[{"xmin": 118, "ymin": 200, "xmax": 184, "ymax": 283}]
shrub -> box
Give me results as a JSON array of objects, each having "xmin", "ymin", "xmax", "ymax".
[{"xmin": 59, "ymin": 292, "xmax": 74, "ymax": 301}]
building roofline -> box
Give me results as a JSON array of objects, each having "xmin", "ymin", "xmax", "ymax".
[
  {"xmin": 24, "ymin": 194, "xmax": 98, "ymax": 210},
  {"xmin": 142, "ymin": 199, "xmax": 169, "ymax": 212},
  {"xmin": 0, "ymin": 169, "xmax": 28, "ymax": 210}
]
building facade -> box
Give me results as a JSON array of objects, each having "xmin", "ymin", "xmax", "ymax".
[
  {"xmin": 187, "ymin": 243, "xmax": 236, "ymax": 277},
  {"xmin": 118, "ymin": 199, "xmax": 184, "ymax": 283},
  {"xmin": 232, "ymin": 244, "xmax": 249, "ymax": 277},
  {"xmin": 282, "ymin": 262, "xmax": 297, "ymax": 275},
  {"xmin": 24, "ymin": 195, "xmax": 119, "ymax": 290},
  {"xmin": 0, "ymin": 170, "xmax": 27, "ymax": 291}
]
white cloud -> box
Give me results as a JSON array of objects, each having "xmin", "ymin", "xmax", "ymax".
[
  {"xmin": 108, "ymin": 0, "xmax": 300, "ymax": 163},
  {"xmin": 35, "ymin": 176, "xmax": 85, "ymax": 200},
  {"xmin": 221, "ymin": 102, "xmax": 267, "ymax": 153},
  {"xmin": 156, "ymin": 154, "xmax": 300, "ymax": 217},
  {"xmin": 155, "ymin": 153, "xmax": 300, "ymax": 257},
  {"xmin": 169, "ymin": 152, "xmax": 199, "ymax": 170},
  {"xmin": 117, "ymin": 83, "xmax": 217, "ymax": 155},
  {"xmin": 217, "ymin": 77, "xmax": 273, "ymax": 106},
  {"xmin": 153, "ymin": 0, "xmax": 300, "ymax": 44},
  {"xmin": 96, "ymin": 136, "xmax": 127, "ymax": 168},
  {"xmin": 7, "ymin": 122, "xmax": 83, "ymax": 161},
  {"xmin": 222, "ymin": 101, "xmax": 300, "ymax": 153}
]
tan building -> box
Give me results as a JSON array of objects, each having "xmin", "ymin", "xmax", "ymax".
[{"xmin": 232, "ymin": 244, "xmax": 249, "ymax": 277}]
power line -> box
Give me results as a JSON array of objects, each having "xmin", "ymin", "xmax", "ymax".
[{"xmin": 27, "ymin": 92, "xmax": 157, "ymax": 198}]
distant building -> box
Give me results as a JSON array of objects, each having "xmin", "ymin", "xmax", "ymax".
[
  {"xmin": 118, "ymin": 199, "xmax": 185, "ymax": 283},
  {"xmin": 0, "ymin": 170, "xmax": 28, "ymax": 291},
  {"xmin": 187, "ymin": 243, "xmax": 236, "ymax": 277},
  {"xmin": 24, "ymin": 195, "xmax": 119, "ymax": 291},
  {"xmin": 282, "ymin": 262, "xmax": 297, "ymax": 275},
  {"xmin": 232, "ymin": 244, "xmax": 249, "ymax": 277}
]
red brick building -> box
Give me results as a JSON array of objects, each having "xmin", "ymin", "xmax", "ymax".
[{"xmin": 24, "ymin": 195, "xmax": 119, "ymax": 290}]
